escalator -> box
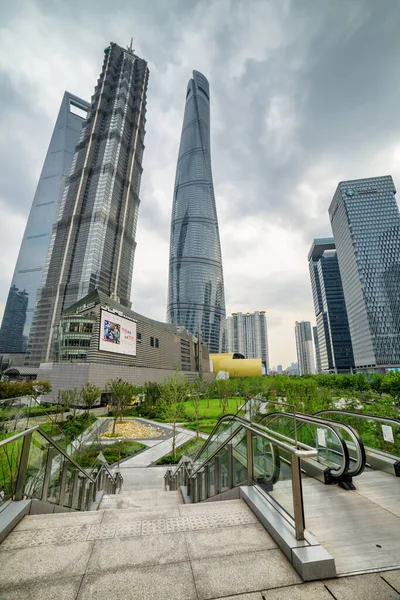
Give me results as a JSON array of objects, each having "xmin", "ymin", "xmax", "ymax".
[{"xmin": 314, "ymin": 409, "xmax": 400, "ymax": 477}]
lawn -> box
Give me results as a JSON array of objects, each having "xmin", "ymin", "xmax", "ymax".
[
  {"xmin": 183, "ymin": 397, "xmax": 243, "ymax": 420},
  {"xmin": 73, "ymin": 441, "xmax": 146, "ymax": 468},
  {"xmin": 156, "ymin": 436, "xmax": 205, "ymax": 465}
]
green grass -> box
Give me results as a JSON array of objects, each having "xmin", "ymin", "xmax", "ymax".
[
  {"xmin": 156, "ymin": 436, "xmax": 205, "ymax": 465},
  {"xmin": 183, "ymin": 397, "xmax": 242, "ymax": 420},
  {"xmin": 182, "ymin": 420, "xmax": 217, "ymax": 435},
  {"xmin": 73, "ymin": 441, "xmax": 146, "ymax": 468}
]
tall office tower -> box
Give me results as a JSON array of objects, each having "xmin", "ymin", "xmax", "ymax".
[
  {"xmin": 225, "ymin": 311, "xmax": 269, "ymax": 372},
  {"xmin": 329, "ymin": 176, "xmax": 400, "ymax": 371},
  {"xmin": 313, "ymin": 326, "xmax": 321, "ymax": 374},
  {"xmin": 26, "ymin": 43, "xmax": 149, "ymax": 366},
  {"xmin": 0, "ymin": 92, "xmax": 89, "ymax": 354},
  {"xmin": 167, "ymin": 71, "xmax": 225, "ymax": 353},
  {"xmin": 308, "ymin": 238, "xmax": 354, "ymax": 373},
  {"xmin": 295, "ymin": 321, "xmax": 315, "ymax": 375}
]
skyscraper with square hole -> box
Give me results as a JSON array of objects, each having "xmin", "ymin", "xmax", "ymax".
[
  {"xmin": 308, "ymin": 238, "xmax": 354, "ymax": 373},
  {"xmin": 167, "ymin": 71, "xmax": 226, "ymax": 353},
  {"xmin": 0, "ymin": 92, "xmax": 89, "ymax": 354},
  {"xmin": 26, "ymin": 43, "xmax": 149, "ymax": 366},
  {"xmin": 329, "ymin": 176, "xmax": 400, "ymax": 371}
]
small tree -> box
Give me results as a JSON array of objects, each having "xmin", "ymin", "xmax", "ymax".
[
  {"xmin": 25, "ymin": 380, "xmax": 51, "ymax": 430},
  {"xmin": 160, "ymin": 371, "xmax": 188, "ymax": 457},
  {"xmin": 107, "ymin": 379, "xmax": 133, "ymax": 435},
  {"xmin": 80, "ymin": 383, "xmax": 100, "ymax": 415}
]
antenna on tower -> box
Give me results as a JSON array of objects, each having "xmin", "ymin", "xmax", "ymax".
[{"xmin": 126, "ymin": 37, "xmax": 135, "ymax": 54}]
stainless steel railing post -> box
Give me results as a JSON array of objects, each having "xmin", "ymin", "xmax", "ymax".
[
  {"xmin": 80, "ymin": 479, "xmax": 87, "ymax": 511},
  {"xmin": 204, "ymin": 464, "xmax": 209, "ymax": 499},
  {"xmin": 15, "ymin": 432, "xmax": 32, "ymax": 501},
  {"xmin": 247, "ymin": 429, "xmax": 253, "ymax": 485},
  {"xmin": 191, "ymin": 475, "xmax": 197, "ymax": 503},
  {"xmin": 41, "ymin": 447, "xmax": 55, "ymax": 502},
  {"xmin": 71, "ymin": 470, "xmax": 80, "ymax": 509},
  {"xmin": 214, "ymin": 455, "xmax": 221, "ymax": 495},
  {"xmin": 291, "ymin": 454, "xmax": 305, "ymax": 541},
  {"xmin": 58, "ymin": 461, "xmax": 69, "ymax": 506},
  {"xmin": 227, "ymin": 444, "xmax": 233, "ymax": 489}
]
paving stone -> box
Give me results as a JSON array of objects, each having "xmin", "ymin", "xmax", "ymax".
[
  {"xmin": 87, "ymin": 524, "xmax": 116, "ymax": 540},
  {"xmin": 141, "ymin": 518, "xmax": 167, "ymax": 535},
  {"xmin": 185, "ymin": 523, "xmax": 276, "ymax": 560},
  {"xmin": 115, "ymin": 522, "xmax": 142, "ymax": 537},
  {"xmin": 78, "ymin": 561, "xmax": 197, "ymax": 600},
  {"xmin": 0, "ymin": 530, "xmax": 37, "ymax": 551},
  {"xmin": 381, "ymin": 570, "xmax": 400, "ymax": 594},
  {"xmin": 14, "ymin": 512, "xmax": 102, "ymax": 530},
  {"xmin": 0, "ymin": 575, "xmax": 83, "ymax": 600},
  {"xmin": 262, "ymin": 582, "xmax": 333, "ymax": 599},
  {"xmin": 217, "ymin": 594, "xmax": 262, "ymax": 600},
  {"xmin": 86, "ymin": 532, "xmax": 189, "ymax": 572},
  {"xmin": 325, "ymin": 573, "xmax": 400, "ymax": 600},
  {"xmin": 178, "ymin": 499, "xmax": 251, "ymax": 516},
  {"xmin": 29, "ymin": 528, "xmax": 62, "ymax": 546},
  {"xmin": 101, "ymin": 507, "xmax": 180, "ymax": 523},
  {"xmin": 166, "ymin": 516, "xmax": 191, "ymax": 533},
  {"xmin": 191, "ymin": 549, "xmax": 301, "ymax": 599},
  {"xmin": 58, "ymin": 525, "xmax": 92, "ymax": 544},
  {"xmin": 0, "ymin": 541, "xmax": 93, "ymax": 589}
]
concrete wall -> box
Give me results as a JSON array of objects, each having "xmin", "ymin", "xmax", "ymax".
[{"xmin": 38, "ymin": 361, "xmax": 214, "ymax": 402}]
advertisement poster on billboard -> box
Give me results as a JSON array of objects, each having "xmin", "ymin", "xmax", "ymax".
[{"xmin": 99, "ymin": 309, "xmax": 137, "ymax": 356}]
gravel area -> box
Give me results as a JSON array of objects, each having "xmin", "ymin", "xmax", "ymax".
[{"xmin": 100, "ymin": 420, "xmax": 162, "ymax": 439}]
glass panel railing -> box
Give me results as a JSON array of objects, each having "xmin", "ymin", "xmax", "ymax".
[
  {"xmin": 218, "ymin": 447, "xmax": 229, "ymax": 492},
  {"xmin": 45, "ymin": 449, "xmax": 65, "ymax": 505},
  {"xmin": 316, "ymin": 410, "xmax": 400, "ymax": 464},
  {"xmin": 23, "ymin": 431, "xmax": 49, "ymax": 500},
  {"xmin": 0, "ymin": 434, "xmax": 24, "ymax": 506},
  {"xmin": 208, "ymin": 459, "xmax": 215, "ymax": 497},
  {"xmin": 231, "ymin": 429, "xmax": 248, "ymax": 486},
  {"xmin": 260, "ymin": 413, "xmax": 349, "ymax": 480},
  {"xmin": 253, "ymin": 434, "xmax": 280, "ymax": 488}
]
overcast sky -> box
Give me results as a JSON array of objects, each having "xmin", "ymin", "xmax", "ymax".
[{"xmin": 1, "ymin": 0, "xmax": 400, "ymax": 367}]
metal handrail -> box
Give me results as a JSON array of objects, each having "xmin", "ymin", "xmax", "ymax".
[
  {"xmin": 0, "ymin": 424, "xmax": 121, "ymax": 508},
  {"xmin": 259, "ymin": 411, "xmax": 364, "ymax": 478}
]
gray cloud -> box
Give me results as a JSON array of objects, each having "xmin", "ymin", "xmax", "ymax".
[{"xmin": 1, "ymin": 0, "xmax": 400, "ymax": 365}]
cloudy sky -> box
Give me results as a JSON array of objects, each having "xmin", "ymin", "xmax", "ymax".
[{"xmin": 1, "ymin": 0, "xmax": 400, "ymax": 367}]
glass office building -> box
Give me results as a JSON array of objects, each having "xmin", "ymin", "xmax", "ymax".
[
  {"xmin": 295, "ymin": 321, "xmax": 315, "ymax": 375},
  {"xmin": 26, "ymin": 43, "xmax": 149, "ymax": 365},
  {"xmin": 167, "ymin": 71, "xmax": 225, "ymax": 353},
  {"xmin": 329, "ymin": 176, "xmax": 400, "ymax": 370},
  {"xmin": 308, "ymin": 238, "xmax": 354, "ymax": 373},
  {"xmin": 0, "ymin": 92, "xmax": 89, "ymax": 354}
]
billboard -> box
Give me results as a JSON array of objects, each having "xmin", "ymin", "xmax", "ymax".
[{"xmin": 99, "ymin": 309, "xmax": 137, "ymax": 356}]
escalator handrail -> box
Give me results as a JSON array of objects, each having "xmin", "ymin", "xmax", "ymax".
[
  {"xmin": 258, "ymin": 411, "xmax": 353, "ymax": 479},
  {"xmin": 314, "ymin": 409, "xmax": 400, "ymax": 427},
  {"xmin": 188, "ymin": 414, "xmax": 317, "ymax": 479},
  {"xmin": 261, "ymin": 410, "xmax": 366, "ymax": 478}
]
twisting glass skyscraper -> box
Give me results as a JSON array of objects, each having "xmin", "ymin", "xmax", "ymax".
[
  {"xmin": 27, "ymin": 42, "xmax": 149, "ymax": 365},
  {"xmin": 167, "ymin": 71, "xmax": 225, "ymax": 353}
]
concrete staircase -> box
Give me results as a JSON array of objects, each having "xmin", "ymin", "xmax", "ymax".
[{"xmin": 2, "ymin": 469, "xmax": 400, "ymax": 599}]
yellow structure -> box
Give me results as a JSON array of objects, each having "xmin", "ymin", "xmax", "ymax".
[{"xmin": 209, "ymin": 353, "xmax": 262, "ymax": 378}]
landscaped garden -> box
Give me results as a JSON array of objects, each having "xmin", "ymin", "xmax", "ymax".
[{"xmin": 73, "ymin": 440, "xmax": 146, "ymax": 468}]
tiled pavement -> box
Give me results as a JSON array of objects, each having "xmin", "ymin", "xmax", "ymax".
[{"xmin": 1, "ymin": 465, "xmax": 400, "ymax": 599}]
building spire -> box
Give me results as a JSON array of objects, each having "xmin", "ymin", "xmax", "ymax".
[{"xmin": 126, "ymin": 37, "xmax": 135, "ymax": 54}]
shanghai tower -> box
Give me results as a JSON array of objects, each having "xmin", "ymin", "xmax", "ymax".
[
  {"xmin": 26, "ymin": 42, "xmax": 149, "ymax": 366},
  {"xmin": 167, "ymin": 71, "xmax": 225, "ymax": 353}
]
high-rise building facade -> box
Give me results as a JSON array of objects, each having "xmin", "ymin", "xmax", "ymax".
[
  {"xmin": 26, "ymin": 43, "xmax": 149, "ymax": 366},
  {"xmin": 224, "ymin": 311, "xmax": 269, "ymax": 372},
  {"xmin": 308, "ymin": 238, "xmax": 354, "ymax": 373},
  {"xmin": 0, "ymin": 92, "xmax": 89, "ymax": 354},
  {"xmin": 295, "ymin": 321, "xmax": 315, "ymax": 375},
  {"xmin": 313, "ymin": 326, "xmax": 321, "ymax": 374},
  {"xmin": 329, "ymin": 176, "xmax": 400, "ymax": 371},
  {"xmin": 167, "ymin": 71, "xmax": 225, "ymax": 354}
]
